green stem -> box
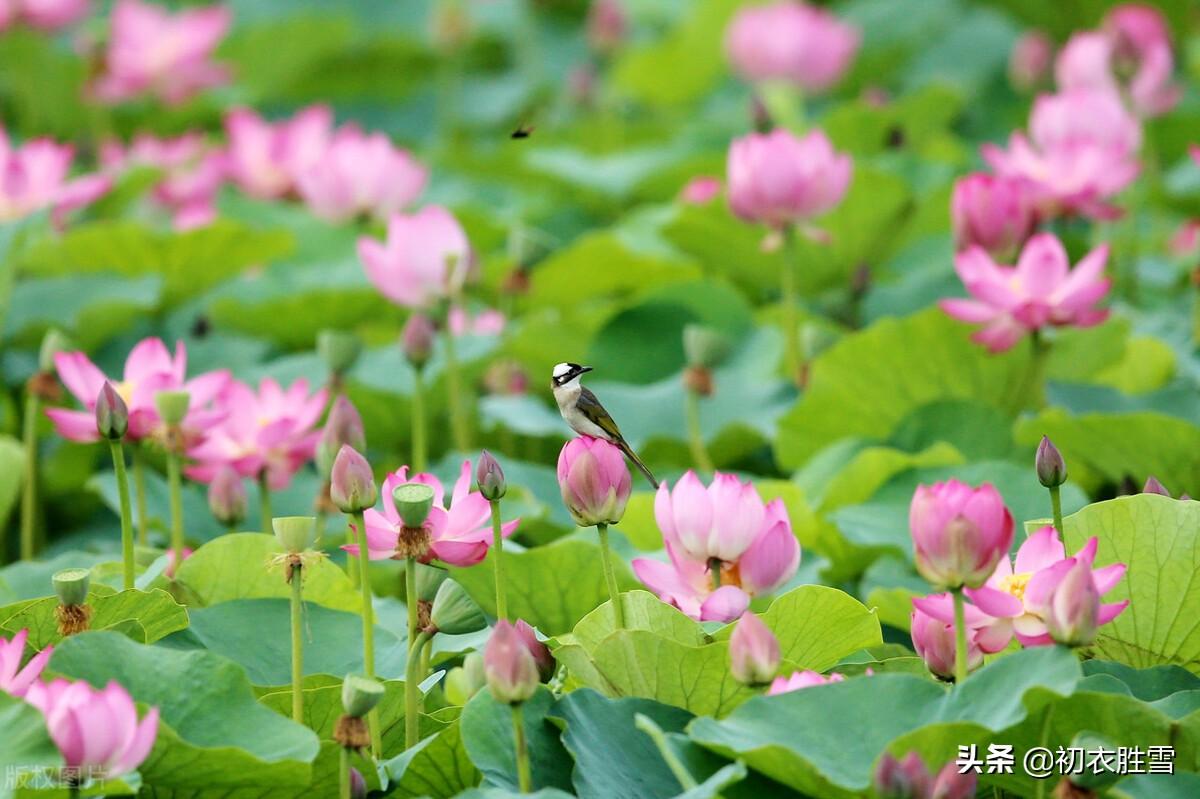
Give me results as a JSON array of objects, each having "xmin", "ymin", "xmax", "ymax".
[
  {"xmin": 780, "ymin": 226, "xmax": 801, "ymax": 385},
  {"xmin": 352, "ymin": 510, "xmax": 381, "ymax": 758},
  {"xmin": 490, "ymin": 500, "xmax": 508, "ymax": 621},
  {"xmin": 634, "ymin": 713, "xmax": 699, "ymax": 790},
  {"xmin": 952, "ymin": 588, "xmax": 968, "ymax": 684},
  {"xmin": 258, "ymin": 471, "xmax": 272, "ymax": 534},
  {"xmin": 110, "ymin": 441, "xmax": 135, "ymax": 591},
  {"xmin": 406, "ymin": 556, "xmax": 418, "ymax": 648},
  {"xmin": 596, "ymin": 523, "xmax": 624, "ymax": 629},
  {"xmin": 345, "ymin": 516, "xmax": 359, "ymax": 588},
  {"xmin": 132, "ymin": 446, "xmax": 148, "ymax": 547},
  {"xmin": 684, "ymin": 390, "xmax": 714, "ymax": 473},
  {"xmin": 405, "ymin": 630, "xmax": 432, "ymax": 748},
  {"xmin": 1013, "ymin": 330, "xmax": 1050, "ymax": 413},
  {"xmin": 290, "ymin": 563, "xmax": 304, "ymax": 724},
  {"xmin": 443, "ymin": 328, "xmax": 470, "ymax": 452},
  {"xmin": 339, "ymin": 747, "xmax": 352, "ymax": 799},
  {"xmin": 708, "ymin": 558, "xmax": 722, "ymax": 591},
  {"xmin": 19, "ymin": 391, "xmax": 39, "ymax": 561},
  {"xmin": 512, "ymin": 703, "xmax": 533, "ymax": 794},
  {"xmin": 1049, "ymin": 485, "xmax": 1064, "ymax": 537},
  {"xmin": 166, "ymin": 450, "xmax": 185, "ymax": 570},
  {"xmin": 412, "ymin": 366, "xmax": 427, "ymax": 472}
]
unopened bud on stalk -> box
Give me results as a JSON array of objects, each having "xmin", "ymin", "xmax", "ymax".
[
  {"xmin": 484, "ymin": 621, "xmax": 539, "ymax": 705},
  {"xmin": 514, "ymin": 620, "xmax": 555, "ymax": 681},
  {"xmin": 39, "ymin": 329, "xmax": 70, "ymax": 372},
  {"xmin": 52, "ymin": 568, "xmax": 92, "ymax": 636},
  {"xmin": 349, "ymin": 768, "xmax": 367, "ymax": 799},
  {"xmin": 273, "ymin": 516, "xmax": 318, "ymax": 554},
  {"xmin": 317, "ymin": 329, "xmax": 361, "ymax": 378},
  {"xmin": 1036, "ymin": 436, "xmax": 1067, "ymax": 487},
  {"xmin": 476, "ymin": 450, "xmax": 507, "ymax": 500},
  {"xmin": 873, "ymin": 751, "xmax": 931, "ymax": 799},
  {"xmin": 208, "ymin": 466, "xmax": 247, "ymax": 527},
  {"xmin": 317, "ymin": 396, "xmax": 365, "ymax": 476},
  {"xmin": 154, "ymin": 390, "xmax": 190, "ymax": 427},
  {"xmin": 95, "ymin": 382, "xmax": 129, "ymax": 440},
  {"xmin": 1143, "ymin": 476, "xmax": 1170, "ymax": 496},
  {"xmin": 430, "ymin": 580, "xmax": 487, "ymax": 634},
  {"xmin": 929, "ymin": 762, "xmax": 978, "ymax": 799},
  {"xmin": 330, "ymin": 445, "xmax": 377, "ymax": 514},
  {"xmin": 729, "ymin": 611, "xmax": 781, "ymax": 686},
  {"xmin": 401, "ymin": 313, "xmax": 436, "ymax": 369}
]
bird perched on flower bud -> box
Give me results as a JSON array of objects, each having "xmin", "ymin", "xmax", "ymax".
[{"xmin": 550, "ymin": 362, "xmax": 658, "ymax": 488}]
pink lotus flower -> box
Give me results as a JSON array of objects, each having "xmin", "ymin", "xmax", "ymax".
[
  {"xmin": 296, "ymin": 125, "xmax": 427, "ymax": 222},
  {"xmin": 727, "ymin": 128, "xmax": 852, "ymax": 228},
  {"xmin": 1103, "ymin": 4, "xmax": 1180, "ymax": 117},
  {"xmin": 633, "ymin": 471, "xmax": 800, "ymax": 623},
  {"xmin": 23, "ymin": 678, "xmax": 158, "ymax": 779},
  {"xmin": 729, "ymin": 611, "xmax": 780, "ymax": 686},
  {"xmin": 0, "ymin": 0, "xmax": 88, "ymax": 31},
  {"xmin": 186, "ymin": 378, "xmax": 327, "ymax": 490},
  {"xmin": 679, "ymin": 176, "xmax": 721, "ymax": 205},
  {"xmin": 1056, "ymin": 29, "xmax": 1179, "ymax": 118},
  {"xmin": 165, "ymin": 546, "xmax": 193, "ymax": 578},
  {"xmin": 101, "ymin": 133, "xmax": 227, "ymax": 230},
  {"xmin": 1169, "ymin": 220, "xmax": 1200, "ymax": 257},
  {"xmin": 909, "ymin": 479, "xmax": 1013, "ymax": 590},
  {"xmin": 767, "ymin": 669, "xmax": 845, "ymax": 695},
  {"xmin": 557, "ymin": 436, "xmax": 631, "ymax": 528},
  {"xmin": 448, "ymin": 306, "xmax": 505, "ymax": 337},
  {"xmin": 91, "ymin": 0, "xmax": 230, "ymax": 105},
  {"xmin": 956, "ymin": 526, "xmax": 1128, "ymax": 649},
  {"xmin": 343, "ymin": 460, "xmax": 519, "ymax": 567},
  {"xmin": 982, "ymin": 88, "xmax": 1141, "ymax": 219},
  {"xmin": 0, "ymin": 128, "xmax": 110, "ymax": 225},
  {"xmin": 224, "ymin": 105, "xmax": 333, "ymax": 200},
  {"xmin": 47, "ymin": 338, "xmax": 229, "ymax": 444},
  {"xmin": 940, "ymin": 232, "xmax": 1111, "ymax": 353},
  {"xmin": 1009, "ymin": 30, "xmax": 1054, "ymax": 91},
  {"xmin": 724, "ymin": 1, "xmax": 859, "ymax": 93},
  {"xmin": 951, "ymin": 173, "xmax": 1038, "ymax": 259},
  {"xmin": 586, "ymin": 0, "xmax": 627, "ymax": 54},
  {"xmin": 0, "ymin": 629, "xmax": 52, "ymax": 697},
  {"xmin": 910, "ymin": 596, "xmax": 984, "ymax": 679},
  {"xmin": 359, "ymin": 205, "xmax": 471, "ymax": 308}
]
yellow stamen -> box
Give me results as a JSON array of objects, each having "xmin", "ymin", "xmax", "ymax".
[{"xmin": 998, "ymin": 571, "xmax": 1033, "ymax": 602}]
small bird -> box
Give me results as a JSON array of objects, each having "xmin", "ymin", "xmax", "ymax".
[{"xmin": 551, "ymin": 362, "xmax": 658, "ymax": 488}]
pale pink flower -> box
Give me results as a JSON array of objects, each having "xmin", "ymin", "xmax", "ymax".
[
  {"xmin": 91, "ymin": 0, "xmax": 230, "ymax": 105},
  {"xmin": 342, "ymin": 460, "xmax": 519, "ymax": 567},
  {"xmin": 0, "ymin": 0, "xmax": 88, "ymax": 31},
  {"xmin": 100, "ymin": 133, "xmax": 227, "ymax": 230},
  {"xmin": 982, "ymin": 88, "xmax": 1141, "ymax": 219},
  {"xmin": 724, "ymin": 1, "xmax": 859, "ymax": 92},
  {"xmin": 359, "ymin": 206, "xmax": 472, "ymax": 308},
  {"xmin": 909, "ymin": 479, "xmax": 1013, "ymax": 589},
  {"xmin": 1104, "ymin": 4, "xmax": 1180, "ymax": 116},
  {"xmin": 679, "ymin": 176, "xmax": 721, "ymax": 205},
  {"xmin": 223, "ymin": 105, "xmax": 333, "ymax": 200},
  {"xmin": 727, "ymin": 128, "xmax": 852, "ymax": 228},
  {"xmin": 448, "ymin": 306, "xmax": 505, "ymax": 337},
  {"xmin": 729, "ymin": 611, "xmax": 781, "ymax": 685},
  {"xmin": 910, "ymin": 595, "xmax": 985, "ymax": 679},
  {"xmin": 484, "ymin": 621, "xmax": 539, "ymax": 704},
  {"xmin": 0, "ymin": 128, "xmax": 109, "ymax": 225},
  {"xmin": 23, "ymin": 678, "xmax": 159, "ymax": 779},
  {"xmin": 951, "ymin": 172, "xmax": 1038, "ymax": 259},
  {"xmin": 1009, "ymin": 30, "xmax": 1054, "ymax": 91},
  {"xmin": 47, "ymin": 338, "xmax": 230, "ymax": 444},
  {"xmin": 296, "ymin": 125, "xmax": 427, "ymax": 222},
  {"xmin": 1169, "ymin": 220, "xmax": 1200, "ymax": 257},
  {"xmin": 1056, "ymin": 29, "xmax": 1179, "ymax": 118},
  {"xmin": 186, "ymin": 378, "xmax": 327, "ymax": 490},
  {"xmin": 0, "ymin": 629, "xmax": 52, "ymax": 697},
  {"xmin": 940, "ymin": 232, "xmax": 1111, "ymax": 352},
  {"xmin": 767, "ymin": 669, "xmax": 844, "ymax": 695}
]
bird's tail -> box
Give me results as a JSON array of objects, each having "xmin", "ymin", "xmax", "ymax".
[{"xmin": 617, "ymin": 437, "xmax": 659, "ymax": 489}]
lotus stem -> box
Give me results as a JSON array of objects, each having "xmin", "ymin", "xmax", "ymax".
[
  {"xmin": 259, "ymin": 470, "xmax": 272, "ymax": 534},
  {"xmin": 412, "ymin": 366, "xmax": 427, "ymax": 472},
  {"xmin": 596, "ymin": 523, "xmax": 624, "ymax": 629},
  {"xmin": 443, "ymin": 328, "xmax": 470, "ymax": 452},
  {"xmin": 166, "ymin": 450, "xmax": 185, "ymax": 570},
  {"xmin": 290, "ymin": 561, "xmax": 304, "ymax": 724},
  {"xmin": 512, "ymin": 703, "xmax": 533, "ymax": 793},
  {"xmin": 353, "ymin": 509, "xmax": 381, "ymax": 758},
  {"xmin": 405, "ymin": 629, "xmax": 432, "ymax": 748},
  {"xmin": 339, "ymin": 747, "xmax": 352, "ymax": 799},
  {"xmin": 489, "ymin": 499, "xmax": 508, "ymax": 621},
  {"xmin": 634, "ymin": 713, "xmax": 698, "ymax": 790},
  {"xmin": 19, "ymin": 390, "xmax": 39, "ymax": 561},
  {"xmin": 132, "ymin": 446, "xmax": 149, "ymax": 546},
  {"xmin": 684, "ymin": 390, "xmax": 713, "ymax": 473},
  {"xmin": 781, "ymin": 225, "xmax": 801, "ymax": 385},
  {"xmin": 109, "ymin": 440, "xmax": 135, "ymax": 590},
  {"xmin": 1050, "ymin": 485, "xmax": 1064, "ymax": 537},
  {"xmin": 952, "ymin": 588, "xmax": 968, "ymax": 685}
]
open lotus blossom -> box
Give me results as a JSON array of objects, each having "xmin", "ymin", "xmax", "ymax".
[
  {"xmin": 1055, "ymin": 29, "xmax": 1179, "ymax": 119},
  {"xmin": 47, "ymin": 338, "xmax": 229, "ymax": 444},
  {"xmin": 224, "ymin": 105, "xmax": 333, "ymax": 200},
  {"xmin": 982, "ymin": 88, "xmax": 1140, "ymax": 219},
  {"xmin": 955, "ymin": 526, "xmax": 1128, "ymax": 649},
  {"xmin": 724, "ymin": 1, "xmax": 859, "ymax": 92},
  {"xmin": 767, "ymin": 669, "xmax": 845, "ymax": 696},
  {"xmin": 0, "ymin": 0, "xmax": 88, "ymax": 31},
  {"xmin": 910, "ymin": 596, "xmax": 985, "ymax": 679},
  {"xmin": 940, "ymin": 232, "xmax": 1111, "ymax": 353},
  {"xmin": 24, "ymin": 679, "xmax": 159, "ymax": 779},
  {"xmin": 951, "ymin": 173, "xmax": 1038, "ymax": 259},
  {"xmin": 0, "ymin": 629, "xmax": 52, "ymax": 697},
  {"xmin": 91, "ymin": 0, "xmax": 230, "ymax": 105},
  {"xmin": 101, "ymin": 133, "xmax": 227, "ymax": 230},
  {"xmin": 359, "ymin": 205, "xmax": 471, "ymax": 308},
  {"xmin": 0, "ymin": 127, "xmax": 110, "ymax": 225},
  {"xmin": 909, "ymin": 479, "xmax": 1013, "ymax": 590},
  {"xmin": 727, "ymin": 128, "xmax": 852, "ymax": 228},
  {"xmin": 296, "ymin": 125, "xmax": 427, "ymax": 222},
  {"xmin": 632, "ymin": 470, "xmax": 800, "ymax": 623},
  {"xmin": 186, "ymin": 378, "xmax": 328, "ymax": 490},
  {"xmin": 343, "ymin": 460, "xmax": 519, "ymax": 567},
  {"xmin": 1008, "ymin": 30, "xmax": 1054, "ymax": 91}
]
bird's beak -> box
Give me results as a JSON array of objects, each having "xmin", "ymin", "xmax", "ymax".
[{"xmin": 578, "ymin": 366, "xmax": 593, "ymax": 375}]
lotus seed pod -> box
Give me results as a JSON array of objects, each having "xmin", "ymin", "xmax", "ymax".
[
  {"xmin": 317, "ymin": 329, "xmax": 361, "ymax": 377},
  {"xmin": 393, "ymin": 483, "xmax": 435, "ymax": 528},
  {"xmin": 52, "ymin": 568, "xmax": 91, "ymax": 607},
  {"xmin": 154, "ymin": 390, "xmax": 190, "ymax": 427},
  {"xmin": 341, "ymin": 674, "xmax": 385, "ymax": 718},
  {"xmin": 273, "ymin": 516, "xmax": 318, "ymax": 553},
  {"xmin": 430, "ymin": 579, "xmax": 487, "ymax": 635}
]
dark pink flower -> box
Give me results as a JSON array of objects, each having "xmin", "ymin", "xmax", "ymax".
[
  {"xmin": 951, "ymin": 173, "xmax": 1038, "ymax": 259},
  {"xmin": 0, "ymin": 629, "xmax": 52, "ymax": 697},
  {"xmin": 727, "ymin": 128, "xmax": 851, "ymax": 227}
]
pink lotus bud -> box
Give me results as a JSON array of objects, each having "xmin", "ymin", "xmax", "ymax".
[
  {"xmin": 0, "ymin": 629, "xmax": 53, "ymax": 697},
  {"xmin": 401, "ymin": 313, "xmax": 437, "ymax": 369},
  {"xmin": 910, "ymin": 600, "xmax": 983, "ymax": 680},
  {"xmin": 165, "ymin": 547, "xmax": 193, "ymax": 578},
  {"xmin": 514, "ymin": 619, "xmax": 555, "ymax": 681},
  {"xmin": 930, "ymin": 761, "xmax": 978, "ymax": 799},
  {"xmin": 873, "ymin": 751, "xmax": 932, "ymax": 799},
  {"xmin": 317, "ymin": 395, "xmax": 366, "ymax": 475},
  {"xmin": 724, "ymin": 1, "xmax": 859, "ymax": 93},
  {"xmin": 1009, "ymin": 31, "xmax": 1054, "ymax": 91},
  {"xmin": 727, "ymin": 129, "xmax": 852, "ymax": 228},
  {"xmin": 95, "ymin": 382, "xmax": 129, "ymax": 441},
  {"xmin": 1142, "ymin": 476, "xmax": 1170, "ymax": 496},
  {"xmin": 350, "ymin": 767, "xmax": 367, "ymax": 799},
  {"xmin": 1036, "ymin": 436, "xmax": 1068, "ymax": 488},
  {"xmin": 586, "ymin": 0, "xmax": 627, "ymax": 54},
  {"xmin": 950, "ymin": 173, "xmax": 1037, "ymax": 260},
  {"xmin": 729, "ymin": 611, "xmax": 781, "ymax": 686},
  {"xmin": 476, "ymin": 450, "xmax": 506, "ymax": 501},
  {"xmin": 208, "ymin": 465, "xmax": 247, "ymax": 527},
  {"xmin": 909, "ymin": 480, "xmax": 1013, "ymax": 590},
  {"xmin": 1045, "ymin": 557, "xmax": 1101, "ymax": 647},
  {"xmin": 556, "ymin": 436, "xmax": 632, "ymax": 527},
  {"xmin": 484, "ymin": 620, "xmax": 540, "ymax": 705},
  {"xmin": 766, "ymin": 669, "xmax": 845, "ymax": 695},
  {"xmin": 330, "ymin": 445, "xmax": 378, "ymax": 514}
]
